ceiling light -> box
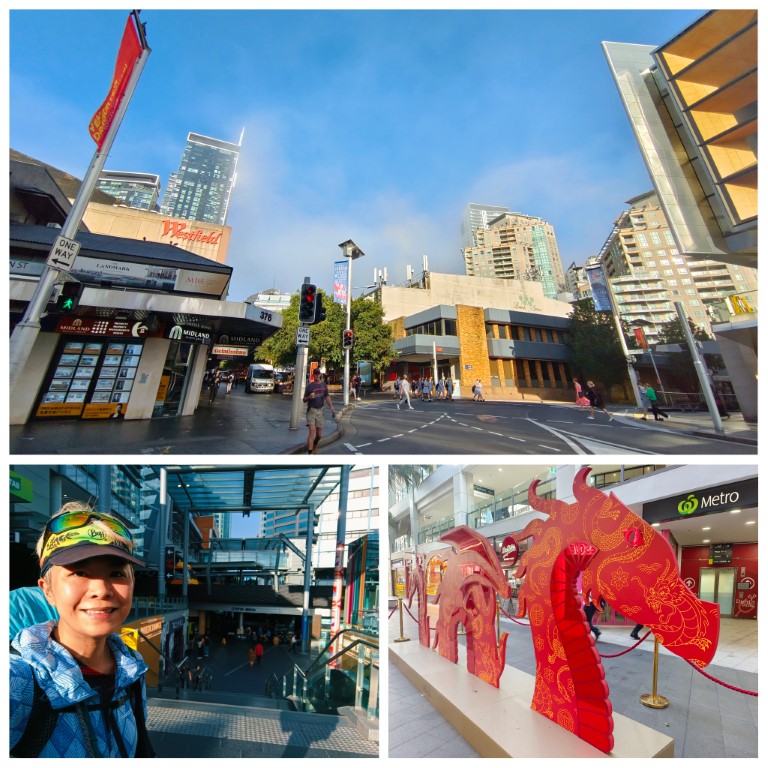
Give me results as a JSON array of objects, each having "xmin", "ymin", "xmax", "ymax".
[
  {"xmin": 702, "ymin": 527, "xmax": 711, "ymax": 531},
  {"xmin": 745, "ymin": 520, "xmax": 755, "ymax": 525},
  {"xmin": 730, "ymin": 509, "xmax": 742, "ymax": 514},
  {"xmin": 703, "ymin": 539, "xmax": 710, "ymax": 543},
  {"xmin": 651, "ymin": 523, "xmax": 660, "ymax": 527}
]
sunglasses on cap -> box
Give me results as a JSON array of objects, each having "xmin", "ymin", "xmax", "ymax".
[
  {"xmin": 40, "ymin": 510, "xmax": 139, "ymax": 574},
  {"xmin": 45, "ymin": 510, "xmax": 133, "ymax": 540}
]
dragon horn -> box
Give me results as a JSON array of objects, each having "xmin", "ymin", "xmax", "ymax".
[
  {"xmin": 573, "ymin": 466, "xmax": 602, "ymax": 506},
  {"xmin": 528, "ymin": 479, "xmax": 568, "ymax": 520}
]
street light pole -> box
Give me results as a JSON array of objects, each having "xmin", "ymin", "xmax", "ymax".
[{"xmin": 338, "ymin": 240, "xmax": 364, "ymax": 407}]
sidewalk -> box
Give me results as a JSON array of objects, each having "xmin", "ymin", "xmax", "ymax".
[
  {"xmin": 9, "ymin": 388, "xmax": 346, "ymax": 455},
  {"xmin": 388, "ymin": 607, "xmax": 757, "ymax": 758},
  {"xmin": 9, "ymin": 388, "xmax": 756, "ymax": 455}
]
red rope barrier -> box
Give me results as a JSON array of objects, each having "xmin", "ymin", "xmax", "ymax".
[
  {"xmin": 684, "ymin": 658, "xmax": 758, "ymax": 696},
  {"xmin": 499, "ymin": 605, "xmax": 530, "ymax": 626},
  {"xmin": 388, "ymin": 605, "xmax": 397, "ymax": 619},
  {"xmin": 598, "ymin": 629, "xmax": 651, "ymax": 658},
  {"xmin": 403, "ymin": 603, "xmax": 419, "ymax": 623}
]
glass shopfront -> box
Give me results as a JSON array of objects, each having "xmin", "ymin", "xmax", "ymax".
[{"xmin": 35, "ymin": 338, "xmax": 144, "ymax": 420}]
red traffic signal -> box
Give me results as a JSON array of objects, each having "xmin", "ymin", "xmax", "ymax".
[
  {"xmin": 342, "ymin": 329, "xmax": 354, "ymax": 349},
  {"xmin": 299, "ymin": 283, "xmax": 317, "ymax": 323}
]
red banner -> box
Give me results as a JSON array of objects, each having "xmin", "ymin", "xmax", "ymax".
[
  {"xmin": 89, "ymin": 16, "xmax": 143, "ymax": 150},
  {"xmin": 633, "ymin": 326, "xmax": 649, "ymax": 349}
]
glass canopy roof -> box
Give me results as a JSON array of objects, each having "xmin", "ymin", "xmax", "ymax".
[{"xmin": 162, "ymin": 465, "xmax": 343, "ymax": 515}]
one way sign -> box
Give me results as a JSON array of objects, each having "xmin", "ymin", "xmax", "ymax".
[{"xmin": 46, "ymin": 235, "xmax": 81, "ymax": 273}]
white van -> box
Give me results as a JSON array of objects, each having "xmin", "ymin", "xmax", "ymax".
[{"xmin": 246, "ymin": 363, "xmax": 275, "ymax": 393}]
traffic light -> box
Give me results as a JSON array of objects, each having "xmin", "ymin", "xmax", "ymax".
[
  {"xmin": 311, "ymin": 292, "xmax": 327, "ymax": 325},
  {"xmin": 56, "ymin": 281, "xmax": 84, "ymax": 313},
  {"xmin": 342, "ymin": 329, "xmax": 354, "ymax": 349},
  {"xmin": 299, "ymin": 283, "xmax": 317, "ymax": 323}
]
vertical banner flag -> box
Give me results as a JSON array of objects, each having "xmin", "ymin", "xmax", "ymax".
[
  {"xmin": 585, "ymin": 264, "xmax": 612, "ymax": 312},
  {"xmin": 633, "ymin": 327, "xmax": 649, "ymax": 349},
  {"xmin": 333, "ymin": 261, "xmax": 348, "ymax": 305},
  {"xmin": 89, "ymin": 15, "xmax": 144, "ymax": 150}
]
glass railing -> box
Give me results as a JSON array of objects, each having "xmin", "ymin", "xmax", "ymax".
[
  {"xmin": 467, "ymin": 476, "xmax": 557, "ymax": 530},
  {"xmin": 130, "ymin": 595, "xmax": 187, "ymax": 618},
  {"xmin": 267, "ymin": 627, "xmax": 379, "ymax": 720}
]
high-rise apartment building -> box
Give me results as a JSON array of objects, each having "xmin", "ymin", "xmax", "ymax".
[
  {"xmin": 597, "ymin": 191, "xmax": 757, "ymax": 344},
  {"xmin": 463, "ymin": 211, "xmax": 566, "ymax": 300},
  {"xmin": 96, "ymin": 170, "xmax": 161, "ymax": 211},
  {"xmin": 462, "ymin": 203, "xmax": 510, "ymax": 247},
  {"xmin": 160, "ymin": 132, "xmax": 241, "ymax": 226}
]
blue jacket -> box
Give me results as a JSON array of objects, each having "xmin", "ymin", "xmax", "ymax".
[{"xmin": 10, "ymin": 620, "xmax": 148, "ymax": 758}]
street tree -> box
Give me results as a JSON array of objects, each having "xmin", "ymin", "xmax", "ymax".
[
  {"xmin": 655, "ymin": 316, "xmax": 711, "ymax": 344},
  {"xmin": 566, "ymin": 298, "xmax": 628, "ymax": 390},
  {"xmin": 252, "ymin": 292, "xmax": 396, "ymax": 378}
]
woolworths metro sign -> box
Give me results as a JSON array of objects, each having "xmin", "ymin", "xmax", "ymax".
[{"xmin": 644, "ymin": 477, "xmax": 757, "ymax": 525}]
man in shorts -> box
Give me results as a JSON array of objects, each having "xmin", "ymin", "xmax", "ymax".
[{"xmin": 303, "ymin": 370, "xmax": 336, "ymax": 453}]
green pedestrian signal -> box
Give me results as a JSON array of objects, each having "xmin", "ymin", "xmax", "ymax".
[{"xmin": 56, "ymin": 282, "xmax": 84, "ymax": 313}]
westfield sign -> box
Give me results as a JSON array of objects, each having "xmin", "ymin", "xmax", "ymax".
[{"xmin": 161, "ymin": 219, "xmax": 223, "ymax": 245}]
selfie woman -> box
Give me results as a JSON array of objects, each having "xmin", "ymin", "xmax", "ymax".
[{"xmin": 10, "ymin": 503, "xmax": 154, "ymax": 758}]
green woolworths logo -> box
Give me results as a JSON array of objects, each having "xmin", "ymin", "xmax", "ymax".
[{"xmin": 678, "ymin": 494, "xmax": 699, "ymax": 516}]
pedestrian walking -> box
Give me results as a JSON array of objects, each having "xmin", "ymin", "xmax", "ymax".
[
  {"xmin": 226, "ymin": 372, "xmax": 234, "ymax": 395},
  {"xmin": 422, "ymin": 377, "xmax": 432, "ymax": 401},
  {"xmin": 393, "ymin": 376, "xmax": 400, "ymax": 400},
  {"xmin": 255, "ymin": 642, "xmax": 264, "ymax": 666},
  {"xmin": 472, "ymin": 379, "xmax": 485, "ymax": 402},
  {"xmin": 10, "ymin": 503, "xmax": 154, "ymax": 757},
  {"xmin": 584, "ymin": 380, "xmax": 613, "ymax": 421},
  {"xmin": 573, "ymin": 377, "xmax": 590, "ymax": 411},
  {"xmin": 208, "ymin": 370, "xmax": 221, "ymax": 404},
  {"xmin": 397, "ymin": 374, "xmax": 414, "ymax": 410},
  {"xmin": 638, "ymin": 384, "xmax": 652, "ymax": 420},
  {"xmin": 302, "ymin": 369, "xmax": 337, "ymax": 454},
  {"xmin": 446, "ymin": 376, "xmax": 454, "ymax": 401},
  {"xmin": 644, "ymin": 383, "xmax": 669, "ymax": 421},
  {"xmin": 436, "ymin": 376, "xmax": 445, "ymax": 400},
  {"xmin": 248, "ymin": 646, "xmax": 257, "ymax": 668}
]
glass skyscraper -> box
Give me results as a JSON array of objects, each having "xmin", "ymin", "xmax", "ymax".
[
  {"xmin": 160, "ymin": 132, "xmax": 241, "ymax": 226},
  {"xmin": 96, "ymin": 171, "xmax": 161, "ymax": 211}
]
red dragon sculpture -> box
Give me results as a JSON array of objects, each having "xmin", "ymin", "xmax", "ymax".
[
  {"xmin": 515, "ymin": 467, "xmax": 720, "ymax": 753},
  {"xmin": 432, "ymin": 526, "xmax": 512, "ymax": 687},
  {"xmin": 405, "ymin": 553, "xmax": 432, "ymax": 647}
]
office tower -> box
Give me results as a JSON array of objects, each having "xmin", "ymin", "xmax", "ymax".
[
  {"xmin": 463, "ymin": 211, "xmax": 566, "ymax": 299},
  {"xmin": 96, "ymin": 170, "xmax": 161, "ymax": 211},
  {"xmin": 462, "ymin": 203, "xmax": 510, "ymax": 247},
  {"xmin": 160, "ymin": 132, "xmax": 241, "ymax": 225}
]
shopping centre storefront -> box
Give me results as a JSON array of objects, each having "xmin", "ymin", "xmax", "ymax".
[{"xmin": 10, "ymin": 224, "xmax": 281, "ymax": 424}]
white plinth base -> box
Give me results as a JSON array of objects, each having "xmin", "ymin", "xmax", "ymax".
[{"xmin": 390, "ymin": 638, "xmax": 674, "ymax": 758}]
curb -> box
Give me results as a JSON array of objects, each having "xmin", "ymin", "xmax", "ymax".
[{"xmin": 281, "ymin": 405, "xmax": 350, "ymax": 455}]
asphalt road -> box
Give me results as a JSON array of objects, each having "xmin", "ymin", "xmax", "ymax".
[{"xmin": 322, "ymin": 399, "xmax": 755, "ymax": 456}]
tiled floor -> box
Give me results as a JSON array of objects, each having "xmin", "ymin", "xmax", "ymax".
[{"xmin": 387, "ymin": 607, "xmax": 758, "ymax": 758}]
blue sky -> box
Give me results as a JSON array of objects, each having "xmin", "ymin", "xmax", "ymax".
[{"xmin": 9, "ymin": 6, "xmax": 706, "ymax": 302}]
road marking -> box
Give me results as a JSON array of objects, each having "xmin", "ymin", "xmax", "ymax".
[
  {"xmin": 344, "ymin": 443, "xmax": 361, "ymax": 453},
  {"xmin": 224, "ymin": 662, "xmax": 250, "ymax": 677},
  {"xmin": 472, "ymin": 426, "xmax": 483, "ymax": 430},
  {"xmin": 392, "ymin": 433, "xmax": 404, "ymax": 438},
  {"xmin": 408, "ymin": 429, "xmax": 419, "ymax": 433},
  {"xmin": 539, "ymin": 444, "xmax": 562, "ymax": 451},
  {"xmin": 377, "ymin": 437, "xmax": 391, "ymax": 442},
  {"xmin": 458, "ymin": 422, "xmax": 469, "ymax": 427},
  {"xmin": 489, "ymin": 431, "xmax": 503, "ymax": 436},
  {"xmin": 356, "ymin": 442, "xmax": 372, "ymax": 447},
  {"xmin": 507, "ymin": 436, "xmax": 525, "ymax": 442},
  {"xmin": 527, "ymin": 418, "xmax": 587, "ymax": 454}
]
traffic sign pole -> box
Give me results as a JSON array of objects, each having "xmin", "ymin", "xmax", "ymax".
[
  {"xmin": 290, "ymin": 276, "xmax": 312, "ymax": 431},
  {"xmin": 9, "ymin": 31, "xmax": 150, "ymax": 395}
]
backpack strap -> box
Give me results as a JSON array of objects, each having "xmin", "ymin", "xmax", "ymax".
[{"xmin": 10, "ymin": 674, "xmax": 60, "ymax": 758}]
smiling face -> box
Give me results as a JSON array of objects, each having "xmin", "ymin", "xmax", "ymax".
[{"xmin": 39, "ymin": 556, "xmax": 134, "ymax": 653}]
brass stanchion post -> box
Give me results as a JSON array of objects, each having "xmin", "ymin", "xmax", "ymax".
[
  {"xmin": 640, "ymin": 635, "xmax": 669, "ymax": 708},
  {"xmin": 393, "ymin": 597, "xmax": 410, "ymax": 643}
]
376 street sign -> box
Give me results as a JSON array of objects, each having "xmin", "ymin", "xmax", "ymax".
[{"xmin": 46, "ymin": 235, "xmax": 81, "ymax": 273}]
